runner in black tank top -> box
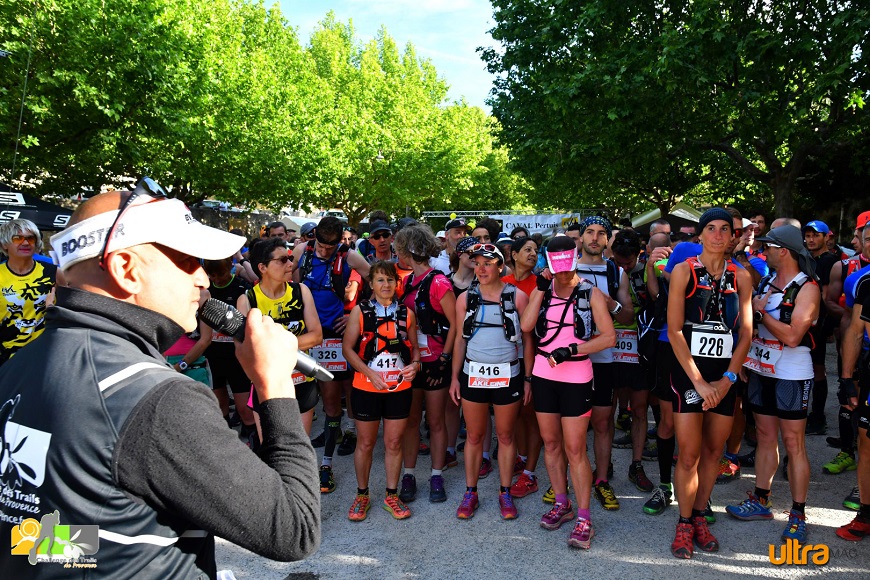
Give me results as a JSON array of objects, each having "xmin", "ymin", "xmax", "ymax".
[{"xmin": 666, "ymin": 208, "xmax": 753, "ymax": 560}]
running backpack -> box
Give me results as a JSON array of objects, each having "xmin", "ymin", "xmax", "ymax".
[
  {"xmin": 297, "ymin": 240, "xmax": 350, "ymax": 302},
  {"xmin": 535, "ymin": 280, "xmax": 595, "ymax": 347},
  {"xmin": 461, "ymin": 281, "xmax": 520, "ymax": 343},
  {"xmin": 576, "ymin": 258, "xmax": 620, "ymax": 299},
  {"xmin": 355, "ymin": 301, "xmax": 412, "ymax": 362},
  {"xmin": 401, "ymin": 269, "xmax": 450, "ymax": 339}
]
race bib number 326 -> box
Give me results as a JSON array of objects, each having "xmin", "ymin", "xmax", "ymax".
[{"xmin": 310, "ymin": 338, "xmax": 348, "ymax": 371}]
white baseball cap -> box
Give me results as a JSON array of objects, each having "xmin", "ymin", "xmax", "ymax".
[{"xmin": 50, "ymin": 197, "xmax": 245, "ymax": 271}]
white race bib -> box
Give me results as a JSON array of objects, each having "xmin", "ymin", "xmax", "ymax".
[
  {"xmin": 310, "ymin": 338, "xmax": 348, "ymax": 372},
  {"xmin": 689, "ymin": 325, "xmax": 733, "ymax": 359},
  {"xmin": 612, "ymin": 329, "xmax": 639, "ymax": 364},
  {"xmin": 417, "ymin": 331, "xmax": 432, "ymax": 358},
  {"xmin": 743, "ymin": 337, "xmax": 783, "ymax": 376},
  {"xmin": 467, "ymin": 361, "xmax": 511, "ymax": 389},
  {"xmin": 366, "ymin": 352, "xmax": 406, "ymax": 389},
  {"xmin": 212, "ymin": 331, "xmax": 235, "ymax": 343}
]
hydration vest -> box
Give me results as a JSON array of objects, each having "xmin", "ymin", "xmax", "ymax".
[
  {"xmin": 757, "ymin": 274, "xmax": 816, "ymax": 349},
  {"xmin": 297, "ymin": 240, "xmax": 350, "ymax": 302},
  {"xmin": 245, "ymin": 282, "xmax": 306, "ymax": 336},
  {"xmin": 535, "ymin": 279, "xmax": 595, "ymax": 346},
  {"xmin": 461, "ymin": 281, "xmax": 521, "ymax": 343},
  {"xmin": 401, "ymin": 269, "xmax": 451, "ymax": 339},
  {"xmin": 577, "ymin": 258, "xmax": 620, "ymax": 299},
  {"xmin": 355, "ymin": 301, "xmax": 412, "ymax": 363},
  {"xmin": 684, "ymin": 256, "xmax": 740, "ymax": 330}
]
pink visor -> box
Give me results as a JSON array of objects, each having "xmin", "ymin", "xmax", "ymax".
[{"xmin": 546, "ymin": 249, "xmax": 577, "ymax": 274}]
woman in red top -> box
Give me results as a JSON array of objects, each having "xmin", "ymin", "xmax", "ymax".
[
  {"xmin": 343, "ymin": 261, "xmax": 420, "ymax": 521},
  {"xmin": 503, "ymin": 236, "xmax": 538, "ymax": 297}
]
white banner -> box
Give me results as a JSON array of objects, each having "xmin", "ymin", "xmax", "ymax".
[{"xmin": 494, "ymin": 214, "xmax": 583, "ymax": 237}]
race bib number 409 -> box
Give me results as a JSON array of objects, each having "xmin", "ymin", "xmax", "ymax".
[
  {"xmin": 468, "ymin": 361, "xmax": 511, "ymax": 388},
  {"xmin": 310, "ymin": 338, "xmax": 348, "ymax": 371},
  {"xmin": 612, "ymin": 329, "xmax": 639, "ymax": 364}
]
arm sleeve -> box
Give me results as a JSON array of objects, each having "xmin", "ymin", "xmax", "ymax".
[{"xmin": 114, "ymin": 380, "xmax": 321, "ymax": 561}]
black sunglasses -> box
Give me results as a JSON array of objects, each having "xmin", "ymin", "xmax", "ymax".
[
  {"xmin": 370, "ymin": 231, "xmax": 391, "ymax": 240},
  {"xmin": 100, "ymin": 176, "xmax": 168, "ymax": 270},
  {"xmin": 270, "ymin": 255, "xmax": 292, "ymax": 264},
  {"xmin": 316, "ymin": 235, "xmax": 341, "ymax": 246}
]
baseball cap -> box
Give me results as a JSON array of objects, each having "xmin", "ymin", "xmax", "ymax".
[
  {"xmin": 445, "ymin": 217, "xmax": 470, "ymax": 231},
  {"xmin": 756, "ymin": 225, "xmax": 817, "ymax": 280},
  {"xmin": 435, "ymin": 230, "xmax": 446, "ymax": 239},
  {"xmin": 369, "ymin": 220, "xmax": 392, "ymax": 235},
  {"xmin": 856, "ymin": 211, "xmax": 870, "ymax": 230},
  {"xmin": 50, "ymin": 197, "xmax": 244, "ymax": 272},
  {"xmin": 469, "ymin": 243, "xmax": 504, "ymax": 263},
  {"xmin": 802, "ymin": 220, "xmax": 830, "ymax": 235},
  {"xmin": 300, "ymin": 222, "xmax": 317, "ymax": 237}
]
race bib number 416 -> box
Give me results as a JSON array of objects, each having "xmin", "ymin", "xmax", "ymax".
[
  {"xmin": 310, "ymin": 338, "xmax": 348, "ymax": 372},
  {"xmin": 468, "ymin": 361, "xmax": 511, "ymax": 388}
]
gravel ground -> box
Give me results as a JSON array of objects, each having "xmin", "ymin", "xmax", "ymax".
[{"xmin": 216, "ymin": 349, "xmax": 867, "ymax": 579}]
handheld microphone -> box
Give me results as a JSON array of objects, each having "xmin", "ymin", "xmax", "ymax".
[{"xmin": 199, "ymin": 298, "xmax": 334, "ymax": 382}]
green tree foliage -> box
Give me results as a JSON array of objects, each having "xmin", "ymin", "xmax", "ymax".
[
  {"xmin": 483, "ymin": 0, "xmax": 870, "ymax": 216},
  {"xmin": 0, "ymin": 2, "xmax": 526, "ymax": 220}
]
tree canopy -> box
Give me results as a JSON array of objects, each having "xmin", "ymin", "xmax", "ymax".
[
  {"xmin": 0, "ymin": 1, "xmax": 528, "ymax": 224},
  {"xmin": 482, "ymin": 0, "xmax": 870, "ymax": 217}
]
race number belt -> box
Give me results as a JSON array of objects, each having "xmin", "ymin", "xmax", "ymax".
[
  {"xmin": 743, "ymin": 336, "xmax": 783, "ymax": 376},
  {"xmin": 688, "ymin": 323, "xmax": 733, "ymax": 359},
  {"xmin": 310, "ymin": 338, "xmax": 348, "ymax": 372},
  {"xmin": 612, "ymin": 329, "xmax": 639, "ymax": 364},
  {"xmin": 465, "ymin": 359, "xmax": 515, "ymax": 388}
]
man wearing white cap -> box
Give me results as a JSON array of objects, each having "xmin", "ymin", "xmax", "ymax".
[{"xmin": 0, "ymin": 178, "xmax": 320, "ymax": 577}]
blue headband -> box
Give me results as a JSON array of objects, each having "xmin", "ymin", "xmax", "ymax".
[{"xmin": 583, "ymin": 216, "xmax": 613, "ymax": 238}]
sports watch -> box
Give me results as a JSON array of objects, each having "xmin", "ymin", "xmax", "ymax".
[
  {"xmin": 610, "ymin": 302, "xmax": 623, "ymax": 316},
  {"xmin": 722, "ymin": 371, "xmax": 738, "ymax": 384},
  {"xmin": 177, "ymin": 360, "xmax": 189, "ymax": 371},
  {"xmin": 753, "ymin": 310, "xmax": 764, "ymax": 324}
]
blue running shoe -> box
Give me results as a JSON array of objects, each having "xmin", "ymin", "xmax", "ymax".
[
  {"xmin": 726, "ymin": 491, "xmax": 773, "ymax": 521},
  {"xmin": 782, "ymin": 511, "xmax": 807, "ymax": 543}
]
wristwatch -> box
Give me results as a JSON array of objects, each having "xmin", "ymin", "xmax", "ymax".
[
  {"xmin": 753, "ymin": 310, "xmax": 764, "ymax": 324},
  {"xmin": 524, "ymin": 376, "xmax": 533, "ymax": 383},
  {"xmin": 177, "ymin": 360, "xmax": 189, "ymax": 371},
  {"xmin": 610, "ymin": 302, "xmax": 623, "ymax": 316},
  {"xmin": 439, "ymin": 352, "xmax": 452, "ymax": 362},
  {"xmin": 723, "ymin": 371, "xmax": 738, "ymax": 384}
]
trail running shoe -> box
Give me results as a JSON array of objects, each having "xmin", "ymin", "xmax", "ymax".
[
  {"xmin": 613, "ymin": 431, "xmax": 633, "ymax": 449},
  {"xmin": 429, "ymin": 475, "xmax": 447, "ymax": 503},
  {"xmin": 737, "ymin": 448, "xmax": 756, "ymax": 467},
  {"xmin": 594, "ymin": 481, "xmax": 620, "ymax": 510},
  {"xmin": 399, "ymin": 473, "xmax": 417, "ymax": 503},
  {"xmin": 499, "ymin": 491, "xmax": 518, "ymax": 520},
  {"xmin": 642, "ymin": 442, "xmax": 658, "ymax": 461},
  {"xmin": 479, "ymin": 458, "xmax": 493, "ymax": 479},
  {"xmin": 383, "ymin": 493, "xmax": 411, "ymax": 519},
  {"xmin": 782, "ymin": 510, "xmax": 807, "ymax": 543},
  {"xmin": 823, "ymin": 451, "xmax": 857, "ymax": 474},
  {"xmin": 510, "ymin": 473, "xmax": 538, "ymax": 498},
  {"xmin": 419, "ymin": 441, "xmax": 431, "ymax": 456},
  {"xmin": 568, "ymin": 517, "xmax": 594, "ymax": 549},
  {"xmin": 643, "ymin": 485, "xmax": 673, "ymax": 515},
  {"xmin": 543, "ymin": 485, "xmax": 555, "ymax": 504},
  {"xmin": 843, "ymin": 486, "xmax": 860, "ymax": 511},
  {"xmin": 671, "ymin": 521, "xmax": 694, "ymax": 559},
  {"xmin": 703, "ymin": 498, "xmax": 716, "ymax": 524},
  {"xmin": 726, "ymin": 491, "xmax": 773, "ymax": 521},
  {"xmin": 319, "ymin": 465, "xmax": 335, "ymax": 494},
  {"xmin": 692, "ymin": 516, "xmax": 719, "ymax": 552},
  {"xmin": 836, "ymin": 516, "xmax": 870, "ymax": 541},
  {"xmin": 629, "ymin": 463, "xmax": 654, "ymax": 492},
  {"xmin": 540, "ymin": 501, "xmax": 574, "ymax": 530},
  {"xmin": 444, "ymin": 450, "xmax": 458, "ymax": 469},
  {"xmin": 456, "ymin": 491, "xmax": 479, "ymax": 519},
  {"xmin": 513, "ymin": 456, "xmax": 526, "ymax": 476},
  {"xmin": 348, "ymin": 494, "xmax": 371, "ymax": 521},
  {"xmin": 647, "ymin": 426, "xmax": 658, "ymax": 439},
  {"xmin": 615, "ymin": 411, "xmax": 631, "ymax": 432},
  {"xmin": 310, "ymin": 431, "xmax": 326, "ymax": 448},
  {"xmin": 715, "ymin": 456, "xmax": 741, "ymax": 484},
  {"xmin": 337, "ymin": 430, "xmax": 357, "ymax": 456}
]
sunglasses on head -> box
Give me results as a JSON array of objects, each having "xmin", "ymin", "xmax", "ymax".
[
  {"xmin": 100, "ymin": 176, "xmax": 169, "ymax": 270},
  {"xmin": 11, "ymin": 234, "xmax": 37, "ymax": 244},
  {"xmin": 316, "ymin": 235, "xmax": 341, "ymax": 246},
  {"xmin": 370, "ymin": 231, "xmax": 391, "ymax": 240}
]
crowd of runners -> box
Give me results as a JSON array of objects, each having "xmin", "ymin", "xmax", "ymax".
[{"xmin": 2, "ymin": 202, "xmax": 870, "ymax": 560}]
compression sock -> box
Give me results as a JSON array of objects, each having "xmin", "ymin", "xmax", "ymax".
[
  {"xmin": 811, "ymin": 379, "xmax": 828, "ymax": 419},
  {"xmin": 839, "ymin": 407, "xmax": 855, "ymax": 453},
  {"xmin": 323, "ymin": 414, "xmax": 342, "ymax": 458},
  {"xmin": 791, "ymin": 501, "xmax": 806, "ymax": 514},
  {"xmin": 657, "ymin": 435, "xmax": 676, "ymax": 485},
  {"xmin": 651, "ymin": 403, "xmax": 661, "ymax": 427}
]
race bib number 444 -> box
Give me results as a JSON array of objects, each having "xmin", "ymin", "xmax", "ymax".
[
  {"xmin": 310, "ymin": 338, "xmax": 347, "ymax": 371},
  {"xmin": 743, "ymin": 337, "xmax": 783, "ymax": 376},
  {"xmin": 468, "ymin": 361, "xmax": 511, "ymax": 388}
]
